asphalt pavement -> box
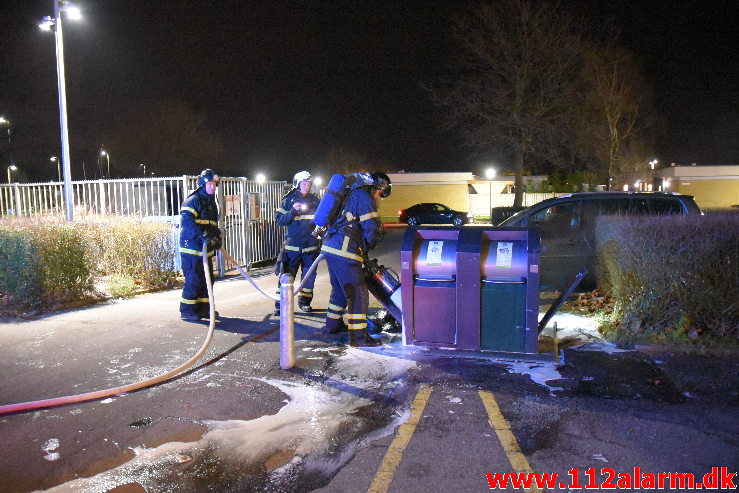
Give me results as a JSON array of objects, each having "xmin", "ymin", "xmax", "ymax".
[{"xmin": 0, "ymin": 227, "xmax": 736, "ymax": 492}]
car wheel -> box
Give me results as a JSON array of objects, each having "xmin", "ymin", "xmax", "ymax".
[
  {"xmin": 408, "ymin": 217, "xmax": 419, "ymax": 226},
  {"xmin": 452, "ymin": 216, "xmax": 463, "ymax": 226}
]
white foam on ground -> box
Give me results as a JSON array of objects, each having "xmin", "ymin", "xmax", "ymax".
[
  {"xmin": 501, "ymin": 361, "xmax": 564, "ymax": 393},
  {"xmin": 41, "ymin": 347, "xmax": 417, "ymax": 493}
]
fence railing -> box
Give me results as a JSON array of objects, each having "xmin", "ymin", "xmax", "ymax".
[
  {"xmin": 468, "ymin": 192, "xmax": 565, "ymax": 217},
  {"xmin": 0, "ymin": 176, "xmax": 286, "ymax": 271}
]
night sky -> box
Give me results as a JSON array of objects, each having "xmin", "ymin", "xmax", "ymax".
[{"xmin": 0, "ymin": 1, "xmax": 737, "ymax": 182}]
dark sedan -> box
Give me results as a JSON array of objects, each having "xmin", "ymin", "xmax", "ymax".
[{"xmin": 398, "ymin": 203, "xmax": 474, "ymax": 226}]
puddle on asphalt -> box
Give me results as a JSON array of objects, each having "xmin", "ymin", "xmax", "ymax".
[{"xmin": 41, "ymin": 349, "xmax": 417, "ymax": 493}]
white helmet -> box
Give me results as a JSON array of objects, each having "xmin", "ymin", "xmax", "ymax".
[{"xmin": 292, "ymin": 170, "xmax": 313, "ymax": 189}]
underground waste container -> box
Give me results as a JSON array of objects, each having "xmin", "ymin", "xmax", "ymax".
[{"xmin": 479, "ymin": 228, "xmax": 540, "ymax": 353}]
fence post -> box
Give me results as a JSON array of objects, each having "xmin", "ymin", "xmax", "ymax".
[
  {"xmin": 98, "ymin": 179, "xmax": 106, "ymax": 214},
  {"xmin": 279, "ymin": 273, "xmax": 295, "ymax": 369},
  {"xmin": 12, "ymin": 184, "xmax": 21, "ymax": 217}
]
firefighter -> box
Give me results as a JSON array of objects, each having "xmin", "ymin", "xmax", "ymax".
[
  {"xmin": 274, "ymin": 171, "xmax": 321, "ymax": 314},
  {"xmin": 320, "ymin": 172, "xmax": 391, "ymax": 347},
  {"xmin": 179, "ymin": 169, "xmax": 222, "ymax": 321}
]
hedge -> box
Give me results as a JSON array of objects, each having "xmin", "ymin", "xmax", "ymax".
[
  {"xmin": 0, "ymin": 216, "xmax": 178, "ymax": 315},
  {"xmin": 595, "ymin": 212, "xmax": 738, "ymax": 345}
]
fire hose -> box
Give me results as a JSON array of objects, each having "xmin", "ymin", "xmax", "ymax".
[
  {"xmin": 0, "ymin": 242, "xmax": 218, "ymax": 415},
  {"xmin": 0, "ymin": 245, "xmax": 326, "ymax": 414}
]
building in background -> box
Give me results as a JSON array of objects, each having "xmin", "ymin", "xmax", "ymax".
[{"xmin": 653, "ymin": 164, "xmax": 738, "ymax": 210}]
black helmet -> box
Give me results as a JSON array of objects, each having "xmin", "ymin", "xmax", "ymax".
[
  {"xmin": 197, "ymin": 169, "xmax": 220, "ymax": 188},
  {"xmin": 370, "ymin": 172, "xmax": 392, "ymax": 198}
]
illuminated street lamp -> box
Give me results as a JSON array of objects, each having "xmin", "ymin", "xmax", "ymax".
[
  {"xmin": 7, "ymin": 164, "xmax": 17, "ymax": 184},
  {"xmin": 255, "ymin": 173, "xmax": 266, "ymax": 184},
  {"xmin": 100, "ymin": 148, "xmax": 110, "ymax": 178},
  {"xmin": 50, "ymin": 156, "xmax": 60, "ymax": 181},
  {"xmin": 139, "ymin": 163, "xmax": 146, "ymax": 176},
  {"xmin": 313, "ymin": 176, "xmax": 323, "ymax": 187},
  {"xmin": 485, "ymin": 167, "xmax": 496, "ymax": 223},
  {"xmin": 0, "ymin": 116, "xmax": 10, "ymax": 143},
  {"xmin": 39, "ymin": 0, "xmax": 82, "ymax": 221},
  {"xmin": 649, "ymin": 159, "xmax": 659, "ymax": 170}
]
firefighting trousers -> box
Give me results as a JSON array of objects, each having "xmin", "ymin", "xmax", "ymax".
[
  {"xmin": 324, "ymin": 254, "xmax": 368, "ymax": 332},
  {"xmin": 180, "ymin": 253, "xmax": 213, "ymax": 316},
  {"xmin": 275, "ymin": 248, "xmax": 319, "ymax": 308}
]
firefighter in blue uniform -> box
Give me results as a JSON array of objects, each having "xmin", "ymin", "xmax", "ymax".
[
  {"xmin": 321, "ymin": 172, "xmax": 391, "ymax": 346},
  {"xmin": 179, "ymin": 169, "xmax": 222, "ymax": 321},
  {"xmin": 274, "ymin": 171, "xmax": 321, "ymax": 314}
]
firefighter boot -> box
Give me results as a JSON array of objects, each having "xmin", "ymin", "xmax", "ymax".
[
  {"xmin": 349, "ymin": 329, "xmax": 382, "ymax": 347},
  {"xmin": 326, "ymin": 318, "xmax": 348, "ymax": 334}
]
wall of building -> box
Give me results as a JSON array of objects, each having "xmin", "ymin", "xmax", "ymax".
[
  {"xmin": 669, "ymin": 179, "xmax": 738, "ymax": 209},
  {"xmin": 655, "ymin": 165, "xmax": 739, "ymax": 209},
  {"xmin": 378, "ymin": 183, "xmax": 472, "ymax": 220}
]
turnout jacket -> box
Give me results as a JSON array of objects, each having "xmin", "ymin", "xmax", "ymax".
[
  {"xmin": 179, "ymin": 187, "xmax": 220, "ymax": 257},
  {"xmin": 321, "ymin": 187, "xmax": 384, "ymax": 263},
  {"xmin": 276, "ymin": 189, "xmax": 320, "ymax": 251}
]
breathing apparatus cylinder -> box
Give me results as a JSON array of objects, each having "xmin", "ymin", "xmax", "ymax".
[{"xmin": 314, "ymin": 173, "xmax": 351, "ymax": 227}]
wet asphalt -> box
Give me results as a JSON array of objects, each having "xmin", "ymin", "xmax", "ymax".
[{"xmin": 0, "ymin": 227, "xmax": 737, "ymax": 492}]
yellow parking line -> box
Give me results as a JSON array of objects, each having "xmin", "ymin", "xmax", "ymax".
[
  {"xmin": 368, "ymin": 385, "xmax": 433, "ymax": 493},
  {"xmin": 479, "ymin": 390, "xmax": 542, "ymax": 493}
]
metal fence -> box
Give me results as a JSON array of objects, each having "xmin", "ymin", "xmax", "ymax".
[
  {"xmin": 0, "ymin": 176, "xmax": 286, "ymax": 271},
  {"xmin": 468, "ymin": 192, "xmax": 564, "ymax": 217}
]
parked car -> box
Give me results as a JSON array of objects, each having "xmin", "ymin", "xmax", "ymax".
[
  {"xmin": 500, "ymin": 192, "xmax": 702, "ymax": 290},
  {"xmin": 398, "ymin": 203, "xmax": 474, "ymax": 226}
]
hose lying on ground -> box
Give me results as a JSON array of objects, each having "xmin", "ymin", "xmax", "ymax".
[{"xmin": 0, "ymin": 242, "xmax": 217, "ymax": 415}]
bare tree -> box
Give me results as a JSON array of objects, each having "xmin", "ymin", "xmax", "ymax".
[
  {"xmin": 580, "ymin": 43, "xmax": 657, "ymax": 187},
  {"xmin": 430, "ymin": 0, "xmax": 586, "ymax": 206}
]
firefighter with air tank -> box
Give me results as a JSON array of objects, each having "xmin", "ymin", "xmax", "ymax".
[
  {"xmin": 320, "ymin": 172, "xmax": 391, "ymax": 347},
  {"xmin": 274, "ymin": 171, "xmax": 321, "ymax": 315}
]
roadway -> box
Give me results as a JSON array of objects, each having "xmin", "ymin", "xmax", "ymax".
[{"xmin": 0, "ymin": 227, "xmax": 736, "ymax": 492}]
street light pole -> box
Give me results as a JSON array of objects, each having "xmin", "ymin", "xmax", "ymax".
[
  {"xmin": 39, "ymin": 1, "xmax": 79, "ymax": 220},
  {"xmin": 101, "ymin": 149, "xmax": 110, "ymax": 178},
  {"xmin": 0, "ymin": 117, "xmax": 10, "ymax": 144},
  {"xmin": 485, "ymin": 167, "xmax": 496, "ymax": 224},
  {"xmin": 50, "ymin": 156, "xmax": 60, "ymax": 181},
  {"xmin": 139, "ymin": 163, "xmax": 146, "ymax": 176},
  {"xmin": 7, "ymin": 165, "xmax": 17, "ymax": 184},
  {"xmin": 53, "ymin": 0, "xmax": 74, "ymax": 220}
]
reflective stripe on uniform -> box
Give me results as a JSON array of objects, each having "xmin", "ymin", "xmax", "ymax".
[
  {"xmin": 277, "ymin": 208, "xmax": 289, "ymax": 214},
  {"xmin": 328, "ymin": 302, "xmax": 345, "ymax": 312},
  {"xmin": 197, "ymin": 297, "xmax": 210, "ymax": 303},
  {"xmin": 180, "ymin": 297, "xmax": 197, "ymax": 304},
  {"xmin": 321, "ymin": 243, "xmax": 364, "ymax": 263},
  {"xmin": 285, "ymin": 244, "xmax": 319, "ymax": 253},
  {"xmin": 295, "ymin": 214, "xmax": 315, "ymax": 221},
  {"xmin": 195, "ymin": 219, "xmax": 218, "ymax": 225},
  {"xmin": 179, "ymin": 247, "xmax": 216, "ymax": 257},
  {"xmin": 182, "ymin": 206, "xmax": 199, "ymax": 217},
  {"xmin": 359, "ymin": 211, "xmax": 379, "ymax": 222}
]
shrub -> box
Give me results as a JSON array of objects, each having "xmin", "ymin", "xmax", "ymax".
[
  {"xmin": 0, "ymin": 227, "xmax": 43, "ymax": 312},
  {"xmin": 0, "ymin": 219, "xmax": 93, "ymax": 313},
  {"xmin": 595, "ymin": 212, "xmax": 738, "ymax": 345},
  {"xmin": 0, "ymin": 215, "xmax": 178, "ymax": 314}
]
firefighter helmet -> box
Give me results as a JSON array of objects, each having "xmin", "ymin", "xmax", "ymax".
[
  {"xmin": 197, "ymin": 169, "xmax": 220, "ymax": 188},
  {"xmin": 292, "ymin": 170, "xmax": 313, "ymax": 189},
  {"xmin": 370, "ymin": 171, "xmax": 392, "ymax": 198}
]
